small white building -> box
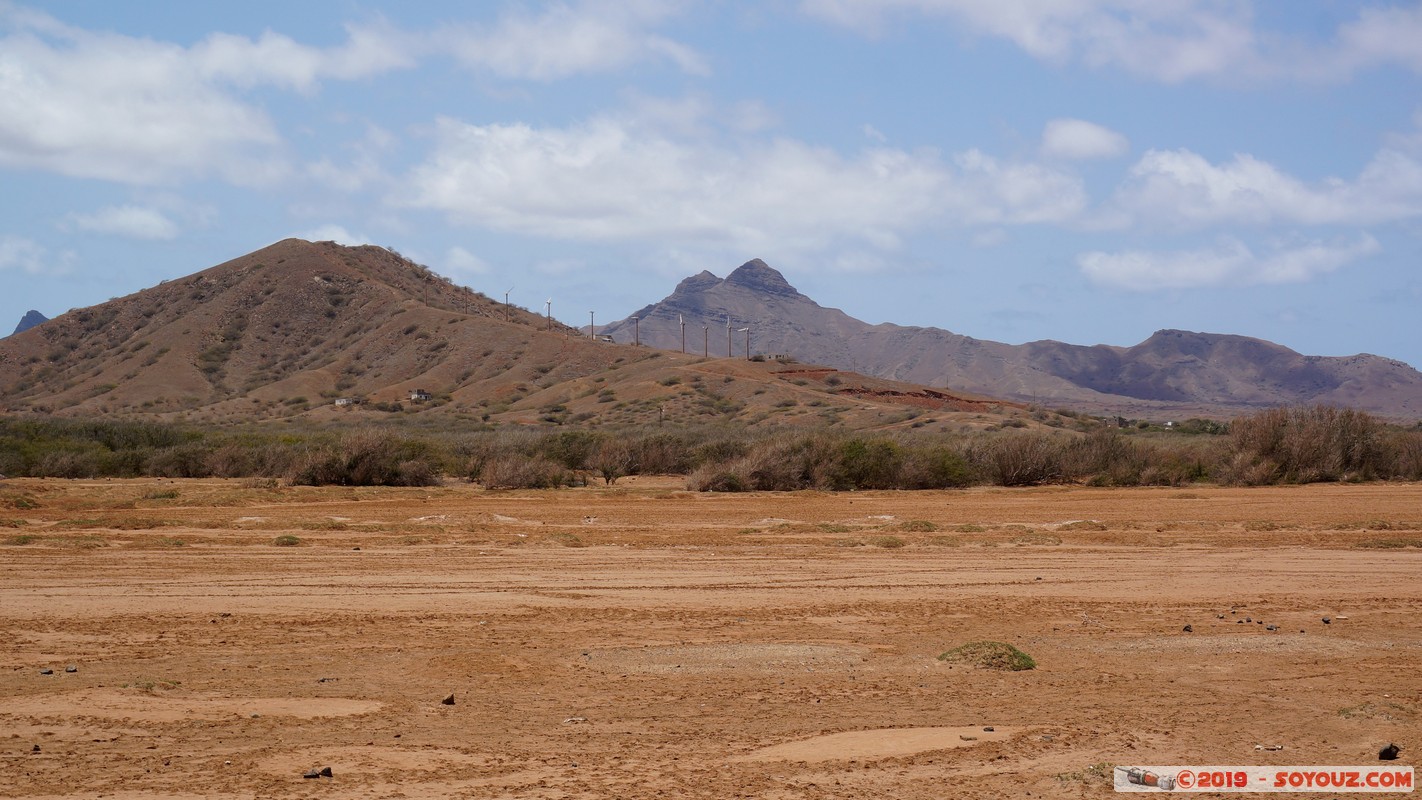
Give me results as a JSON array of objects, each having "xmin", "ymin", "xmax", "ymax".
[{"xmin": 408, "ymin": 389, "xmax": 432, "ymax": 402}]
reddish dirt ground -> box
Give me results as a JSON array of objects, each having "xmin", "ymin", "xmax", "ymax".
[{"xmin": 2, "ymin": 477, "xmax": 1420, "ymax": 798}]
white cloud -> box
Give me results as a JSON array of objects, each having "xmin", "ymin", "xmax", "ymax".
[
  {"xmin": 69, "ymin": 205, "xmax": 178, "ymax": 240},
  {"xmin": 0, "ymin": 235, "xmax": 72, "ymax": 275},
  {"xmin": 1041, "ymin": 118, "xmax": 1128, "ymax": 160},
  {"xmin": 435, "ymin": 1, "xmax": 708, "ymax": 80},
  {"xmin": 191, "ymin": 22, "xmax": 415, "ymax": 93},
  {"xmin": 1078, "ymin": 233, "xmax": 1381, "ymax": 291},
  {"xmin": 800, "ymin": 0, "xmax": 1422, "ymax": 83},
  {"xmin": 443, "ymin": 246, "xmax": 491, "ymax": 277},
  {"xmin": 800, "ymin": 0, "xmax": 1257, "ymax": 82},
  {"xmin": 1112, "ymin": 147, "xmax": 1422, "ymax": 228},
  {"xmin": 296, "ymin": 224, "xmax": 372, "ymax": 246},
  {"xmin": 398, "ymin": 115, "xmax": 1086, "ymax": 256}
]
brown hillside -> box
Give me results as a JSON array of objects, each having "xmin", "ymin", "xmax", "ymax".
[{"xmin": 0, "ymin": 240, "xmax": 1025, "ymax": 432}]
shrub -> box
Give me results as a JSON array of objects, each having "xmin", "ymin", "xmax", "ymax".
[
  {"xmin": 977, "ymin": 433, "xmax": 1065, "ymax": 486},
  {"xmin": 938, "ymin": 641, "xmax": 1036, "ymax": 671},
  {"xmin": 287, "ymin": 430, "xmax": 441, "ymax": 487},
  {"xmin": 867, "ymin": 535, "xmax": 905, "ymax": 548},
  {"xmin": 272, "ymin": 535, "xmax": 302, "ymax": 546},
  {"xmin": 685, "ymin": 465, "xmax": 748, "ymax": 492},
  {"xmin": 1224, "ymin": 406, "xmax": 1384, "ymax": 484},
  {"xmin": 478, "ymin": 455, "xmax": 572, "ymax": 489}
]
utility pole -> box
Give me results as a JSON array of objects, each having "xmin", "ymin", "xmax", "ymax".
[
  {"xmin": 702, "ymin": 326, "xmax": 708, "ymax": 357},
  {"xmin": 588, "ymin": 311, "xmax": 595, "ymax": 340}
]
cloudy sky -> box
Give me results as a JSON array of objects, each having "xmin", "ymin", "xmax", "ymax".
[{"xmin": 3, "ymin": 1, "xmax": 1421, "ymax": 368}]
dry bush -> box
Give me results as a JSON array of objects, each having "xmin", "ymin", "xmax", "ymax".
[
  {"xmin": 1225, "ymin": 406, "xmax": 1384, "ymax": 484},
  {"xmin": 685, "ymin": 464, "xmax": 748, "ymax": 492},
  {"xmin": 975, "ymin": 433, "xmax": 1066, "ymax": 486},
  {"xmin": 478, "ymin": 454, "xmax": 572, "ymax": 489},
  {"xmin": 589, "ymin": 439, "xmax": 637, "ymax": 485},
  {"xmin": 287, "ymin": 430, "xmax": 441, "ymax": 487},
  {"xmin": 897, "ymin": 445, "xmax": 975, "ymax": 489}
]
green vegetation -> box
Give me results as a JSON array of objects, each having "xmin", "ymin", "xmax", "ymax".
[
  {"xmin": 0, "ymin": 405, "xmax": 1419, "ymax": 492},
  {"xmin": 272, "ymin": 535, "xmax": 302, "ymax": 546},
  {"xmin": 938, "ymin": 641, "xmax": 1037, "ymax": 671}
]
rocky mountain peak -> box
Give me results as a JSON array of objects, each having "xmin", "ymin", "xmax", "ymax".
[
  {"xmin": 10, "ymin": 310, "xmax": 48, "ymax": 336},
  {"xmin": 673, "ymin": 270, "xmax": 723, "ymax": 295},
  {"xmin": 724, "ymin": 259, "xmax": 800, "ymax": 297}
]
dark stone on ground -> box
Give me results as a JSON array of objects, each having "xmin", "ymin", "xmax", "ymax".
[
  {"xmin": 1379, "ymin": 743, "xmax": 1400, "ymax": 760},
  {"xmin": 303, "ymin": 769, "xmax": 321, "ymax": 779},
  {"xmin": 441, "ymin": 693, "xmax": 455, "ymax": 705},
  {"xmin": 39, "ymin": 668, "xmax": 53, "ymax": 675},
  {"xmin": 1182, "ymin": 625, "xmax": 1193, "ymax": 632},
  {"xmin": 319, "ymin": 766, "xmax": 333, "ymax": 777}
]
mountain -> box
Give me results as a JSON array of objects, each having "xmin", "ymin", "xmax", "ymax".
[
  {"xmin": 10, "ymin": 310, "xmax": 47, "ymax": 336},
  {"xmin": 602, "ymin": 260, "xmax": 1422, "ymax": 419},
  {"xmin": 0, "ymin": 240, "xmax": 1015, "ymax": 431}
]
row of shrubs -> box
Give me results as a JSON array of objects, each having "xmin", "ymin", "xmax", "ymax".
[{"xmin": 1, "ymin": 407, "xmax": 1419, "ymax": 489}]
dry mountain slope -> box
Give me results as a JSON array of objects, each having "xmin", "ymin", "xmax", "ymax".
[
  {"xmin": 603, "ymin": 260, "xmax": 1422, "ymax": 419},
  {"xmin": 0, "ymin": 240, "xmax": 1019, "ymax": 431}
]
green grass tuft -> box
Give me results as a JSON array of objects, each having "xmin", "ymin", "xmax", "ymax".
[{"xmin": 938, "ymin": 640, "xmax": 1037, "ymax": 671}]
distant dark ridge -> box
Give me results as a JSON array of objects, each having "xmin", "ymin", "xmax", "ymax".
[{"xmin": 11, "ymin": 310, "xmax": 47, "ymax": 336}]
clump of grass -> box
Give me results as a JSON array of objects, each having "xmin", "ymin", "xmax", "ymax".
[
  {"xmin": 1056, "ymin": 762, "xmax": 1114, "ymax": 785},
  {"xmin": 549, "ymin": 532, "xmax": 586, "ymax": 548},
  {"xmin": 46, "ymin": 534, "xmax": 109, "ymax": 549},
  {"xmin": 1244, "ymin": 520, "xmax": 1284, "ymax": 531},
  {"xmin": 5, "ymin": 533, "xmax": 40, "ymax": 545},
  {"xmin": 124, "ymin": 678, "xmax": 181, "ymax": 694},
  {"xmin": 298, "ymin": 519, "xmax": 349, "ymax": 531},
  {"xmin": 1355, "ymin": 538, "xmax": 1422, "ymax": 549},
  {"xmin": 953, "ymin": 523, "xmax": 986, "ymax": 533},
  {"xmin": 938, "ymin": 641, "xmax": 1037, "ymax": 671},
  {"xmin": 156, "ymin": 536, "xmax": 186, "ymax": 547},
  {"xmin": 3, "ymin": 518, "xmax": 26, "ymax": 528},
  {"xmin": 897, "ymin": 520, "xmax": 939, "ymax": 532},
  {"xmin": 1011, "ymin": 532, "xmax": 1062, "ymax": 546},
  {"xmin": 142, "ymin": 489, "xmax": 180, "ymax": 500},
  {"xmin": 927, "ymin": 535, "xmax": 961, "ymax": 547},
  {"xmin": 1338, "ymin": 701, "xmax": 1415, "ymax": 721},
  {"xmin": 272, "ymin": 534, "xmax": 302, "ymax": 547},
  {"xmin": 818, "ymin": 523, "xmax": 852, "ymax": 533},
  {"xmin": 0, "ymin": 493, "xmax": 40, "ymax": 510},
  {"xmin": 867, "ymin": 535, "xmax": 906, "ymax": 548}
]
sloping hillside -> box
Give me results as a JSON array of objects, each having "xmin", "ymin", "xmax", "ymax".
[{"xmin": 0, "ymin": 240, "xmax": 1022, "ymax": 432}]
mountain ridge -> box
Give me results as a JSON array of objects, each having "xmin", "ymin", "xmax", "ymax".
[
  {"xmin": 0, "ymin": 240, "xmax": 1015, "ymax": 431},
  {"xmin": 602, "ymin": 260, "xmax": 1422, "ymax": 419}
]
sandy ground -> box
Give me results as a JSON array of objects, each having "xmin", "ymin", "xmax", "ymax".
[{"xmin": 2, "ymin": 477, "xmax": 1419, "ymax": 798}]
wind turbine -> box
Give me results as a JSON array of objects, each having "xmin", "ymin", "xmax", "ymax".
[
  {"xmin": 504, "ymin": 286, "xmax": 515, "ymax": 322},
  {"xmin": 679, "ymin": 315, "xmax": 686, "ymax": 354},
  {"xmin": 738, "ymin": 327, "xmax": 750, "ymax": 359},
  {"xmin": 544, "ymin": 298, "xmax": 552, "ymax": 331}
]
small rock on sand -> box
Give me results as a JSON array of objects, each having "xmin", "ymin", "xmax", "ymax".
[{"xmin": 441, "ymin": 693, "xmax": 455, "ymax": 705}]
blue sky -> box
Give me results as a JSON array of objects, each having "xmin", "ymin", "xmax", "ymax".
[{"xmin": 3, "ymin": 1, "xmax": 1421, "ymax": 368}]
